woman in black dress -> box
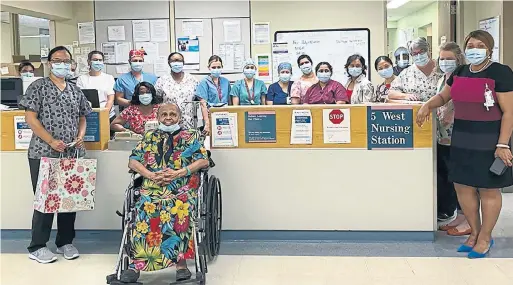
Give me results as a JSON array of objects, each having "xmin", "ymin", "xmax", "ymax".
[{"xmin": 417, "ymin": 30, "xmax": 513, "ymax": 258}]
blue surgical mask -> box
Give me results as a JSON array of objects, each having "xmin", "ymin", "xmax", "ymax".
[
  {"xmin": 300, "ymin": 63, "xmax": 312, "ymax": 74},
  {"xmin": 378, "ymin": 67, "xmax": 394, "ymax": 79},
  {"xmin": 170, "ymin": 62, "xmax": 184, "ymax": 73},
  {"xmin": 51, "ymin": 62, "xmax": 71, "ymax": 78},
  {"xmin": 348, "ymin": 67, "xmax": 362, "ymax": 77},
  {"xmin": 138, "ymin": 93, "xmax": 153, "ymax": 105},
  {"xmin": 243, "ymin": 68, "xmax": 256, "ymax": 79},
  {"xmin": 131, "ymin": 62, "xmax": 144, "ymax": 72},
  {"xmin": 317, "ymin": 71, "xmax": 331, "ymax": 83},
  {"xmin": 397, "ymin": 59, "xmax": 409, "ymax": 68},
  {"xmin": 91, "ymin": 61, "xmax": 104, "ymax": 72},
  {"xmin": 279, "ymin": 73, "xmax": 291, "ymax": 83},
  {"xmin": 21, "ymin": 72, "xmax": 34, "ymax": 79},
  {"xmin": 465, "ymin": 48, "xmax": 488, "ymax": 65},
  {"xmin": 210, "ymin": 68, "xmax": 222, "ymax": 78},
  {"xmin": 413, "ymin": 52, "xmax": 430, "ymax": 67},
  {"xmin": 439, "ymin": 59, "xmax": 457, "ymax": 74},
  {"xmin": 158, "ymin": 123, "xmax": 180, "ymax": 133}
]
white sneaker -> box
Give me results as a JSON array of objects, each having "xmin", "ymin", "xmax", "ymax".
[
  {"xmin": 56, "ymin": 244, "xmax": 80, "ymax": 260},
  {"xmin": 28, "ymin": 247, "xmax": 58, "ymax": 264}
]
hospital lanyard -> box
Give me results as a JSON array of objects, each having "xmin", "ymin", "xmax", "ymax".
[
  {"xmin": 244, "ymin": 80, "xmax": 256, "ymax": 104},
  {"xmin": 214, "ymin": 81, "xmax": 222, "ymax": 101}
]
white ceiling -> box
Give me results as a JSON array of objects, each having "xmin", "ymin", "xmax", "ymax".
[{"xmin": 387, "ymin": 0, "xmax": 436, "ymax": 22}]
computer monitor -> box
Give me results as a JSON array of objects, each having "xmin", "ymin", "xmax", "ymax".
[
  {"xmin": 82, "ymin": 89, "xmax": 100, "ymax": 108},
  {"xmin": 1, "ymin": 78, "xmax": 23, "ymax": 108}
]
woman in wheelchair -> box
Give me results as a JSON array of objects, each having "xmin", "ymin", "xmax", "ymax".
[{"xmin": 122, "ymin": 103, "xmax": 209, "ymax": 283}]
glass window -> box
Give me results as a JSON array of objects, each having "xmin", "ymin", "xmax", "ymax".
[{"xmin": 18, "ymin": 14, "xmax": 50, "ymax": 59}]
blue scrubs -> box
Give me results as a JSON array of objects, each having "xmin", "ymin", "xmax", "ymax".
[
  {"xmin": 196, "ymin": 76, "xmax": 231, "ymax": 106},
  {"xmin": 266, "ymin": 81, "xmax": 293, "ymax": 105},
  {"xmin": 230, "ymin": 79, "xmax": 267, "ymax": 105},
  {"xmin": 113, "ymin": 72, "xmax": 158, "ymax": 101}
]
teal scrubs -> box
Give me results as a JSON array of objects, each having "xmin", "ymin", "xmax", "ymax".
[{"xmin": 230, "ymin": 79, "xmax": 267, "ymax": 105}]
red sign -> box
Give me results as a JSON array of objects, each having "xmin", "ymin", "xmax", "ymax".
[{"xmin": 329, "ymin": 109, "xmax": 344, "ymax": 124}]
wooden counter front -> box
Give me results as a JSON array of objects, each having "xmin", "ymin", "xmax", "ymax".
[
  {"xmin": 210, "ymin": 104, "xmax": 433, "ymax": 149},
  {"xmin": 1, "ymin": 108, "xmax": 110, "ymax": 151}
]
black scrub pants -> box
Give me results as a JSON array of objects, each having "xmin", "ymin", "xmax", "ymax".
[
  {"xmin": 27, "ymin": 158, "xmax": 76, "ymax": 253},
  {"xmin": 437, "ymin": 144, "xmax": 459, "ymax": 217}
]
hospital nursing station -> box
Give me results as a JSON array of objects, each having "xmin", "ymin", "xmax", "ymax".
[{"xmin": 1, "ymin": 0, "xmax": 513, "ymax": 243}]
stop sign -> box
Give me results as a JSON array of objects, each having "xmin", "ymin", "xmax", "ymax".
[{"xmin": 329, "ymin": 109, "xmax": 344, "ymax": 124}]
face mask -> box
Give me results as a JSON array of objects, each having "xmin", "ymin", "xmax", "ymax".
[
  {"xmin": 317, "ymin": 71, "xmax": 331, "ymax": 83},
  {"xmin": 138, "ymin": 93, "xmax": 153, "ymax": 105},
  {"xmin": 243, "ymin": 68, "xmax": 256, "ymax": 79},
  {"xmin": 91, "ymin": 61, "xmax": 104, "ymax": 72},
  {"xmin": 21, "ymin": 72, "xmax": 34, "ymax": 79},
  {"xmin": 397, "ymin": 59, "xmax": 409, "ymax": 68},
  {"xmin": 439, "ymin": 59, "xmax": 457, "ymax": 74},
  {"xmin": 170, "ymin": 62, "xmax": 184, "ymax": 73},
  {"xmin": 51, "ymin": 63, "xmax": 71, "ymax": 78},
  {"xmin": 131, "ymin": 62, "xmax": 144, "ymax": 72},
  {"xmin": 465, "ymin": 48, "xmax": 488, "ymax": 65},
  {"xmin": 378, "ymin": 67, "xmax": 394, "ymax": 79},
  {"xmin": 279, "ymin": 73, "xmax": 291, "ymax": 83},
  {"xmin": 210, "ymin": 68, "xmax": 222, "ymax": 78},
  {"xmin": 413, "ymin": 52, "xmax": 430, "ymax": 67},
  {"xmin": 348, "ymin": 67, "xmax": 362, "ymax": 77},
  {"xmin": 300, "ymin": 63, "xmax": 312, "ymax": 74},
  {"xmin": 158, "ymin": 122, "xmax": 180, "ymax": 133}
]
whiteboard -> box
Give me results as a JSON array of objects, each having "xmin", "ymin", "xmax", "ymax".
[
  {"xmin": 479, "ymin": 16, "xmax": 500, "ymax": 62},
  {"xmin": 274, "ymin": 29, "xmax": 370, "ymax": 84}
]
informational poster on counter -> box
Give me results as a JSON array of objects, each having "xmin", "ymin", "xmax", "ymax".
[
  {"xmin": 367, "ymin": 106, "xmax": 413, "ymax": 149},
  {"xmin": 14, "ymin": 116, "xmax": 33, "ymax": 150},
  {"xmin": 290, "ymin": 110, "xmax": 312, "ymax": 145},
  {"xmin": 322, "ymin": 109, "xmax": 351, "ymax": 144},
  {"xmin": 212, "ymin": 112, "xmax": 238, "ymax": 147},
  {"xmin": 84, "ymin": 112, "xmax": 100, "ymax": 142},
  {"xmin": 245, "ymin": 111, "xmax": 277, "ymax": 143}
]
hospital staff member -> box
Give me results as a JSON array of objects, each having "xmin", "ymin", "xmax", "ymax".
[
  {"xmin": 19, "ymin": 46, "xmax": 92, "ymax": 264},
  {"xmin": 114, "ymin": 49, "xmax": 158, "ymax": 107},
  {"xmin": 266, "ymin": 62, "xmax": 294, "ymax": 105},
  {"xmin": 302, "ymin": 62, "xmax": 348, "ymax": 104},
  {"xmin": 18, "ymin": 60, "xmax": 35, "ymax": 78},
  {"xmin": 290, "ymin": 54, "xmax": 318, "ymax": 104},
  {"xmin": 196, "ymin": 55, "xmax": 231, "ymax": 106},
  {"xmin": 393, "ymin": 46, "xmax": 410, "ymax": 76},
  {"xmin": 231, "ymin": 58, "xmax": 267, "ymax": 105},
  {"xmin": 344, "ymin": 54, "xmax": 375, "ymax": 103}
]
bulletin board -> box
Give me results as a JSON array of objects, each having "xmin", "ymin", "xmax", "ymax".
[
  {"xmin": 174, "ymin": 18, "xmax": 251, "ymax": 82},
  {"xmin": 274, "ymin": 28, "xmax": 371, "ymax": 84},
  {"xmin": 93, "ymin": 0, "xmax": 172, "ymax": 78}
]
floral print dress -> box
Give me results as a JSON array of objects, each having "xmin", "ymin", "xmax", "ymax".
[{"xmin": 129, "ymin": 129, "xmax": 208, "ymax": 272}]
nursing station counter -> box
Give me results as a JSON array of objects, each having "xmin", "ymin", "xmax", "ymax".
[{"xmin": 0, "ymin": 104, "xmax": 436, "ymax": 241}]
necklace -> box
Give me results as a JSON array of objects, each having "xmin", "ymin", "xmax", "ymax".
[{"xmin": 469, "ymin": 59, "xmax": 491, "ymax": 73}]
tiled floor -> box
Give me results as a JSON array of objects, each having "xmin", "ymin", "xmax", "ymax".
[{"xmin": 1, "ymin": 254, "xmax": 512, "ymax": 285}]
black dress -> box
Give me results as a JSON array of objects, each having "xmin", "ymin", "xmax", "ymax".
[{"xmin": 446, "ymin": 63, "xmax": 513, "ymax": 188}]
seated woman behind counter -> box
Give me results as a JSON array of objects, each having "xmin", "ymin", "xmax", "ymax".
[
  {"xmin": 302, "ymin": 62, "xmax": 348, "ymax": 105},
  {"xmin": 111, "ymin": 82, "xmax": 160, "ymax": 135},
  {"xmin": 266, "ymin": 62, "xmax": 294, "ymax": 105},
  {"xmin": 231, "ymin": 58, "xmax": 267, "ymax": 105}
]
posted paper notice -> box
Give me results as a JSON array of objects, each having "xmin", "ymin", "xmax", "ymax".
[
  {"xmin": 132, "ymin": 20, "xmax": 151, "ymax": 42},
  {"xmin": 253, "ymin": 22, "xmax": 270, "ymax": 45},
  {"xmin": 78, "ymin": 22, "xmax": 95, "ymax": 44},
  {"xmin": 212, "ymin": 112, "xmax": 238, "ymax": 147},
  {"xmin": 290, "ymin": 110, "xmax": 312, "ymax": 145},
  {"xmin": 14, "ymin": 116, "xmax": 33, "ymax": 149},
  {"xmin": 322, "ymin": 109, "xmax": 351, "ymax": 144}
]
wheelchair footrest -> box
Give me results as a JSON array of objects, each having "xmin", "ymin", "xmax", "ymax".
[
  {"xmin": 106, "ymin": 274, "xmax": 143, "ymax": 285},
  {"xmin": 169, "ymin": 272, "xmax": 205, "ymax": 285}
]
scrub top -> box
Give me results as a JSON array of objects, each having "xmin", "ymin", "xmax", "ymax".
[
  {"xmin": 113, "ymin": 71, "xmax": 158, "ymax": 101},
  {"xmin": 230, "ymin": 78, "xmax": 267, "ymax": 105},
  {"xmin": 196, "ymin": 76, "xmax": 231, "ymax": 106},
  {"xmin": 266, "ymin": 81, "xmax": 293, "ymax": 105}
]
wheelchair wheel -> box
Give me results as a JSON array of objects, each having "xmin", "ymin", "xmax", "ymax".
[
  {"xmin": 212, "ymin": 177, "xmax": 222, "ymax": 258},
  {"xmin": 204, "ymin": 176, "xmax": 222, "ymax": 261}
]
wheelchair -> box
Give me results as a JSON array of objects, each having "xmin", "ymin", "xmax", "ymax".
[{"xmin": 106, "ymin": 104, "xmax": 222, "ymax": 285}]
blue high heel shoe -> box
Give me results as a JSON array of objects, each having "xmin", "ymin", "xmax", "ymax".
[
  {"xmin": 457, "ymin": 244, "xmax": 474, "ymax": 253},
  {"xmin": 468, "ymin": 240, "xmax": 494, "ymax": 259}
]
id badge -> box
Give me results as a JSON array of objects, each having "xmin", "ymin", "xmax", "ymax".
[
  {"xmin": 286, "ymin": 97, "xmax": 291, "ymax": 105},
  {"xmin": 250, "ymin": 100, "xmax": 255, "ymax": 105},
  {"xmin": 483, "ymin": 83, "xmax": 495, "ymax": 111}
]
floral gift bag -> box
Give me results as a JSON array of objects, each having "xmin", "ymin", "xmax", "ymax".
[{"xmin": 34, "ymin": 157, "xmax": 97, "ymax": 213}]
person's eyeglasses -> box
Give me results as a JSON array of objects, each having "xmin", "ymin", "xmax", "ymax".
[{"xmin": 50, "ymin": 59, "xmax": 72, "ymax": 64}]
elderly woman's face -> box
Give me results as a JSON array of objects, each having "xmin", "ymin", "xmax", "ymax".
[{"xmin": 158, "ymin": 104, "xmax": 180, "ymax": 126}]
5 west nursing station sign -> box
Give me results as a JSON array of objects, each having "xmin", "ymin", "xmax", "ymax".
[{"xmin": 366, "ymin": 106, "xmax": 414, "ymax": 150}]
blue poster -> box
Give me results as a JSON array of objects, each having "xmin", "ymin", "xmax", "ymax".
[
  {"xmin": 84, "ymin": 112, "xmax": 100, "ymax": 142},
  {"xmin": 245, "ymin": 111, "xmax": 277, "ymax": 143},
  {"xmin": 367, "ymin": 106, "xmax": 414, "ymax": 150}
]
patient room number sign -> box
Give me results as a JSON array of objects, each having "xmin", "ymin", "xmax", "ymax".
[{"xmin": 367, "ymin": 106, "xmax": 413, "ymax": 150}]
